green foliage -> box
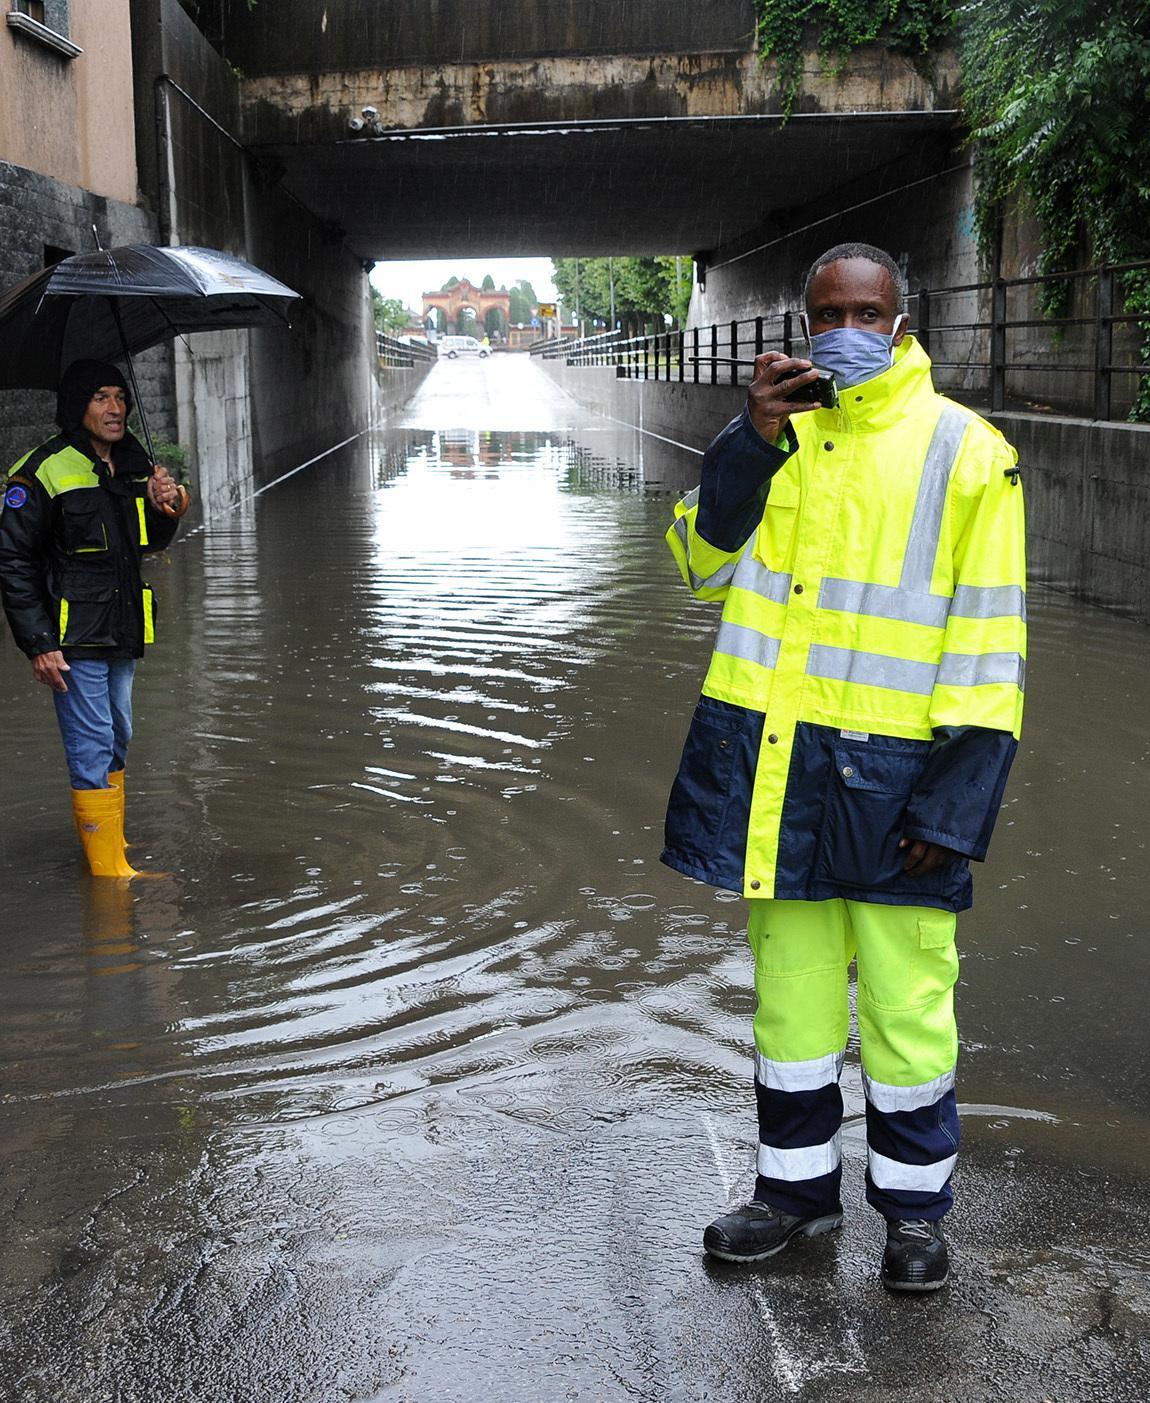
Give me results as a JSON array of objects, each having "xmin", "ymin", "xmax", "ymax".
[
  {"xmin": 753, "ymin": 0, "xmax": 953, "ymax": 117},
  {"xmin": 963, "ymin": 0, "xmax": 1150, "ymax": 418},
  {"xmin": 150, "ymin": 436, "xmax": 192, "ymax": 482},
  {"xmin": 551, "ymin": 257, "xmax": 692, "ymax": 332},
  {"xmin": 481, "ymin": 274, "xmax": 496, "ymax": 291},
  {"xmin": 371, "ymin": 286, "xmax": 412, "ymax": 335},
  {"xmin": 508, "ymin": 279, "xmax": 538, "ymax": 325}
]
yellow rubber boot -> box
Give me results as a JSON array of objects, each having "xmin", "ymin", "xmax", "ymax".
[
  {"xmin": 107, "ymin": 768, "xmax": 131, "ymax": 850},
  {"xmin": 71, "ymin": 787, "xmax": 139, "ymax": 879}
]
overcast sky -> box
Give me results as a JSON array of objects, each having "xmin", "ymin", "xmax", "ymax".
[{"xmin": 369, "ymin": 257, "xmax": 559, "ymax": 314}]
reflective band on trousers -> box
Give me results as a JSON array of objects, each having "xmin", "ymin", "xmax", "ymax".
[
  {"xmin": 671, "ymin": 512, "xmax": 739, "ymax": 592},
  {"xmin": 807, "ymin": 643, "xmax": 1026, "ymax": 694},
  {"xmin": 715, "ymin": 620, "xmax": 781, "ymax": 670},
  {"xmin": 863, "ymin": 1066, "xmax": 956, "ymax": 1114},
  {"xmin": 868, "ymin": 1147, "xmax": 957, "ymax": 1193},
  {"xmin": 755, "ymin": 1048, "xmax": 845, "ymax": 1092},
  {"xmin": 758, "ymin": 1132, "xmax": 842, "ymax": 1182}
]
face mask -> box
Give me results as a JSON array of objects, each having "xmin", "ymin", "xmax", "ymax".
[{"xmin": 800, "ymin": 314, "xmax": 908, "ymax": 389}]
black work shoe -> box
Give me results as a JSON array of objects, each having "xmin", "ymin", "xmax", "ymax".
[
  {"xmin": 703, "ymin": 1200, "xmax": 844, "ymax": 1263},
  {"xmin": 881, "ymin": 1219, "xmax": 950, "ymax": 1292}
]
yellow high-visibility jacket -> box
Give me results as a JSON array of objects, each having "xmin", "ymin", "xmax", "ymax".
[{"xmin": 662, "ymin": 337, "xmax": 1026, "ymax": 913}]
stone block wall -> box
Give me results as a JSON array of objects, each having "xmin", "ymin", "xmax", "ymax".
[{"xmin": 0, "ymin": 161, "xmax": 175, "ymax": 473}]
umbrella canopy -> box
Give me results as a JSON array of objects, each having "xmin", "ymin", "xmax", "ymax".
[{"xmin": 0, "ymin": 244, "xmax": 301, "ymax": 390}]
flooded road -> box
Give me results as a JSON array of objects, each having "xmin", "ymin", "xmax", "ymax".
[{"xmin": 1, "ymin": 356, "xmax": 1148, "ymax": 1401}]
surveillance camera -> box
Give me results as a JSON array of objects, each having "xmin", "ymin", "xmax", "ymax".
[
  {"xmin": 361, "ymin": 106, "xmax": 378, "ymax": 119},
  {"xmin": 348, "ymin": 117, "xmax": 365, "ymax": 132}
]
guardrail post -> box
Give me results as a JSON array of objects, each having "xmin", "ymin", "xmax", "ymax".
[
  {"xmin": 990, "ymin": 279, "xmax": 1007, "ymax": 412},
  {"xmin": 730, "ymin": 321, "xmax": 738, "ymax": 386},
  {"xmin": 693, "ymin": 327, "xmax": 700, "ymax": 384},
  {"xmin": 917, "ymin": 288, "xmax": 931, "ymax": 355},
  {"xmin": 678, "ymin": 329, "xmax": 684, "ymax": 383},
  {"xmin": 710, "ymin": 324, "xmax": 718, "ymax": 385},
  {"xmin": 1094, "ymin": 265, "xmax": 1114, "ymax": 421},
  {"xmin": 755, "ymin": 316, "xmax": 764, "ymax": 359},
  {"xmin": 643, "ymin": 333, "xmax": 650, "ymax": 381}
]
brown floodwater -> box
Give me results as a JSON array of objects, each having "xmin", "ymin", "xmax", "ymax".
[{"xmin": 0, "ymin": 357, "xmax": 1147, "ymax": 1402}]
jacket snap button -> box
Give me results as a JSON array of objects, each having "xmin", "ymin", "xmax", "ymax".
[
  {"xmin": 793, "ymin": 583, "xmax": 803, "ymax": 595},
  {"xmin": 719, "ymin": 739, "xmax": 728, "ymax": 748},
  {"xmin": 842, "ymin": 765, "xmax": 854, "ymax": 778},
  {"xmin": 768, "ymin": 733, "xmax": 779, "ymax": 744},
  {"xmin": 750, "ymin": 879, "xmax": 761, "ymax": 891},
  {"xmin": 823, "ymin": 440, "xmax": 834, "ymax": 451}
]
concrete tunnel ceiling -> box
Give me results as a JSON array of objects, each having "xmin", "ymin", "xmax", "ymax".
[{"xmin": 259, "ymin": 113, "xmax": 962, "ymax": 262}]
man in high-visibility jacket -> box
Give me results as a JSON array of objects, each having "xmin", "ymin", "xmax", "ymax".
[{"xmin": 662, "ymin": 243, "xmax": 1026, "ymax": 1291}]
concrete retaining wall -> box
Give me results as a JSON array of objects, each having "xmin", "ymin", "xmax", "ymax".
[
  {"xmin": 541, "ymin": 362, "xmax": 1150, "ymax": 623},
  {"xmin": 989, "ymin": 413, "xmax": 1150, "ymax": 622},
  {"xmin": 129, "ymin": 0, "xmax": 377, "ymax": 518}
]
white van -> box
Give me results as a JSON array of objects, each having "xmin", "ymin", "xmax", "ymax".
[{"xmin": 437, "ymin": 335, "xmax": 490, "ymax": 359}]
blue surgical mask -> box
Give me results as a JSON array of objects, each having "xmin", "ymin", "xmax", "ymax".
[{"xmin": 801, "ymin": 314, "xmax": 908, "ymax": 389}]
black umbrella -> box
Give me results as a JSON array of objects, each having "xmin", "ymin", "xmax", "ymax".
[{"xmin": 0, "ymin": 243, "xmax": 301, "ymax": 471}]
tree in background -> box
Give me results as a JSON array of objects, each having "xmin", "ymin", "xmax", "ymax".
[
  {"xmin": 481, "ymin": 274, "xmax": 496, "ymax": 291},
  {"xmin": 963, "ymin": 0, "xmax": 1150, "ymax": 418},
  {"xmin": 552, "ymin": 257, "xmax": 692, "ymax": 336},
  {"xmin": 371, "ymin": 286, "xmax": 413, "ymax": 335},
  {"xmin": 508, "ymin": 280, "xmax": 538, "ymax": 326}
]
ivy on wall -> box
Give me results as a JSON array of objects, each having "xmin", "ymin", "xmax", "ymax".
[
  {"xmin": 962, "ymin": 0, "xmax": 1150, "ymax": 419},
  {"xmin": 752, "ymin": 0, "xmax": 953, "ymax": 119},
  {"xmin": 755, "ymin": 0, "xmax": 1150, "ymax": 419}
]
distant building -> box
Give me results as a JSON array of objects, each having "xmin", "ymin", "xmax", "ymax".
[
  {"xmin": 0, "ymin": 0, "xmax": 174, "ymax": 463},
  {"xmin": 422, "ymin": 280, "xmax": 510, "ymax": 340}
]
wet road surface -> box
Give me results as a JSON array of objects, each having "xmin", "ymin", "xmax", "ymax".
[{"xmin": 1, "ymin": 356, "xmax": 1149, "ymax": 1401}]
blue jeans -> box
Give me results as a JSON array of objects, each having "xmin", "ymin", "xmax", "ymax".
[{"xmin": 52, "ymin": 657, "xmax": 137, "ymax": 789}]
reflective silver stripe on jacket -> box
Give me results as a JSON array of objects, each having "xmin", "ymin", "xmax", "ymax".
[
  {"xmin": 937, "ymin": 651, "xmax": 1026, "ymax": 690},
  {"xmin": 807, "ymin": 643, "xmax": 1025, "ymax": 694},
  {"xmin": 731, "ymin": 552, "xmax": 792, "ymax": 605},
  {"xmin": 755, "ymin": 1048, "xmax": 846, "ymax": 1093},
  {"xmin": 867, "ymin": 1147, "xmax": 957, "ymax": 1193},
  {"xmin": 818, "ymin": 578, "xmax": 950, "ymax": 629},
  {"xmin": 900, "ymin": 405, "xmax": 973, "ymax": 594},
  {"xmin": 757, "ymin": 1133, "xmax": 842, "ymax": 1182},
  {"xmin": 672, "ymin": 510, "xmax": 741, "ymax": 591},
  {"xmin": 863, "ymin": 1067, "xmax": 956, "ymax": 1114},
  {"xmin": 715, "ymin": 621, "xmax": 781, "ymax": 670},
  {"xmin": 806, "ymin": 643, "xmax": 937, "ymax": 696},
  {"xmin": 950, "ymin": 584, "xmax": 1027, "ymax": 620}
]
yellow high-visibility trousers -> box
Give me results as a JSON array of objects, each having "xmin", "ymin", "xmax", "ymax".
[{"xmin": 747, "ymin": 898, "xmax": 960, "ymax": 1221}]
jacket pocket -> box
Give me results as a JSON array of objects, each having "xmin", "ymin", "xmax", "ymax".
[
  {"xmin": 753, "ymin": 476, "xmax": 800, "ymax": 572},
  {"xmin": 665, "ymin": 697, "xmax": 759, "ymax": 870},
  {"xmin": 60, "ymin": 494, "xmax": 109, "ymax": 555},
  {"xmin": 816, "ymin": 739, "xmax": 934, "ymax": 891},
  {"xmin": 56, "ymin": 573, "xmax": 117, "ymax": 649}
]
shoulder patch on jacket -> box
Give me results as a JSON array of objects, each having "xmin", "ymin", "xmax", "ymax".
[{"xmin": 4, "ymin": 482, "xmax": 28, "ymax": 509}]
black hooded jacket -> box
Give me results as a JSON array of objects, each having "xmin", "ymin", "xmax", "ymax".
[{"xmin": 0, "ymin": 428, "xmax": 179, "ymax": 660}]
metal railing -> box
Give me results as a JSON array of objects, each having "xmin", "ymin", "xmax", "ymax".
[
  {"xmin": 531, "ymin": 261, "xmax": 1150, "ymax": 421},
  {"xmin": 376, "ymin": 331, "xmax": 438, "ymax": 369}
]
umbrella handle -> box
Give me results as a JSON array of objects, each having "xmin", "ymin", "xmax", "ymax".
[{"xmin": 159, "ymin": 482, "xmax": 191, "ymax": 519}]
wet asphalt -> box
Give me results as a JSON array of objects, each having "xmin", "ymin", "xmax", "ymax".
[{"xmin": 0, "ymin": 357, "xmax": 1148, "ymax": 1402}]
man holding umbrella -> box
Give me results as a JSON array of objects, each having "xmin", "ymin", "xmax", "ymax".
[{"xmin": 0, "ymin": 359, "xmax": 185, "ymax": 877}]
